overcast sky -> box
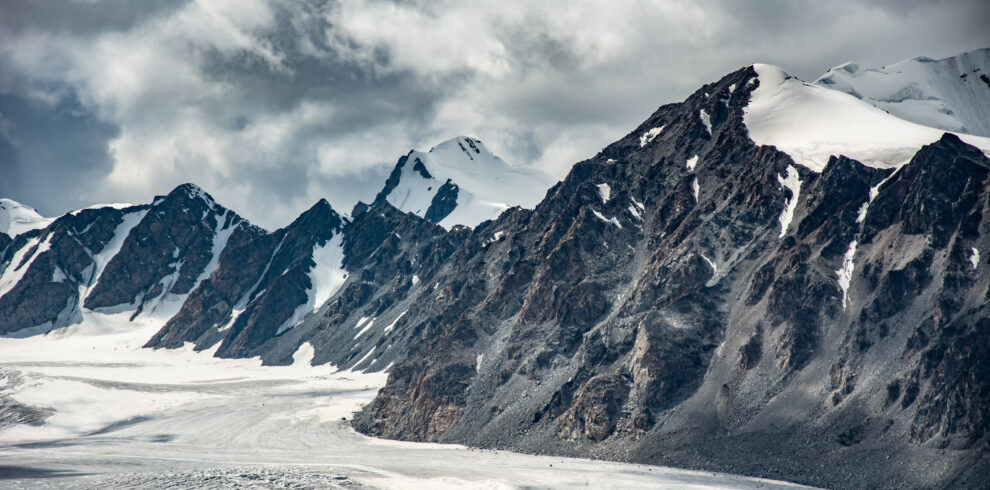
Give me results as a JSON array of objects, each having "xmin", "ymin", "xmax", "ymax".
[{"xmin": 1, "ymin": 0, "xmax": 988, "ymax": 229}]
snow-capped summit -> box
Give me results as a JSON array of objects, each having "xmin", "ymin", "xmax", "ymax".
[
  {"xmin": 816, "ymin": 48, "xmax": 990, "ymax": 137},
  {"xmin": 0, "ymin": 198, "xmax": 53, "ymax": 237},
  {"xmin": 374, "ymin": 136, "xmax": 555, "ymax": 228},
  {"xmin": 745, "ymin": 63, "xmax": 990, "ymax": 172}
]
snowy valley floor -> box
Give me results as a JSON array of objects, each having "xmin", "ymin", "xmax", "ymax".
[{"xmin": 0, "ymin": 313, "xmax": 809, "ymax": 489}]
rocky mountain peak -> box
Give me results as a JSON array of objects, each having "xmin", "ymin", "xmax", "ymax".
[{"xmin": 374, "ymin": 136, "xmax": 555, "ymax": 228}]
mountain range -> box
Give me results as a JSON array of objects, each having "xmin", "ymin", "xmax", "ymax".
[{"xmin": 3, "ymin": 48, "xmax": 990, "ymax": 488}]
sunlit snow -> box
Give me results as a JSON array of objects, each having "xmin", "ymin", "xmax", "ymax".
[
  {"xmin": 816, "ymin": 49, "xmax": 990, "ymax": 137},
  {"xmin": 596, "ymin": 183, "xmax": 612, "ymax": 203},
  {"xmin": 592, "ymin": 210, "xmax": 622, "ymax": 229},
  {"xmin": 639, "ymin": 126, "xmax": 665, "ymax": 147},
  {"xmin": 699, "ymin": 110, "xmax": 712, "ymax": 135},
  {"xmin": 776, "ymin": 165, "xmax": 801, "ymax": 238},
  {"xmin": 745, "ymin": 64, "xmax": 990, "ymax": 172},
  {"xmin": 836, "ymin": 240, "xmax": 858, "ymax": 310},
  {"xmin": 0, "ymin": 290, "xmax": 807, "ymax": 489},
  {"xmin": 0, "ymin": 199, "xmax": 53, "ymax": 237}
]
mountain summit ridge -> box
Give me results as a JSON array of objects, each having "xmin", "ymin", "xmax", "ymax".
[
  {"xmin": 816, "ymin": 47, "xmax": 990, "ymax": 137},
  {"xmin": 374, "ymin": 135, "xmax": 555, "ymax": 228}
]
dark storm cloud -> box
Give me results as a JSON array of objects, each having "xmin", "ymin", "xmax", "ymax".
[
  {"xmin": 0, "ymin": 0, "xmax": 988, "ymax": 228},
  {"xmin": 0, "ymin": 94, "xmax": 119, "ymax": 212},
  {"xmin": 0, "ymin": 0, "xmax": 189, "ymax": 35}
]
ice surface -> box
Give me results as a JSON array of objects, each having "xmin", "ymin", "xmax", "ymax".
[
  {"xmin": 776, "ymin": 165, "xmax": 801, "ymax": 238},
  {"xmin": 627, "ymin": 204, "xmax": 642, "ymax": 221},
  {"xmin": 310, "ymin": 235, "xmax": 347, "ymax": 311},
  {"xmin": 856, "ymin": 202, "xmax": 869, "ymax": 224},
  {"xmin": 815, "ymin": 48, "xmax": 990, "ymax": 137},
  {"xmin": 0, "ymin": 198, "xmax": 53, "ymax": 237},
  {"xmin": 0, "ymin": 309, "xmax": 809, "ymax": 489},
  {"xmin": 745, "ymin": 64, "xmax": 990, "ymax": 172}
]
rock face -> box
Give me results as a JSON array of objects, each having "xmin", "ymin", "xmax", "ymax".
[
  {"xmin": 84, "ymin": 184, "xmax": 248, "ymax": 316},
  {"xmin": 144, "ymin": 198, "xmax": 344, "ymax": 359},
  {"xmin": 3, "ymin": 59, "xmax": 990, "ymax": 489},
  {"xmin": 351, "ymin": 67, "xmax": 990, "ymax": 488},
  {"xmin": 0, "ymin": 205, "xmax": 149, "ymax": 333}
]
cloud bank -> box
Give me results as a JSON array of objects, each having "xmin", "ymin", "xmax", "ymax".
[{"xmin": 1, "ymin": 0, "xmax": 988, "ymax": 228}]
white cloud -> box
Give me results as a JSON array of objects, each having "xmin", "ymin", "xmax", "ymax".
[{"xmin": 1, "ymin": 0, "xmax": 988, "ymax": 228}]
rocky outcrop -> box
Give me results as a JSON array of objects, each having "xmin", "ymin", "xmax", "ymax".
[
  {"xmin": 0, "ymin": 205, "xmax": 147, "ymax": 333},
  {"xmin": 351, "ymin": 67, "xmax": 990, "ymax": 488},
  {"xmin": 144, "ymin": 199, "xmax": 344, "ymax": 358},
  {"xmin": 84, "ymin": 184, "xmax": 248, "ymax": 316}
]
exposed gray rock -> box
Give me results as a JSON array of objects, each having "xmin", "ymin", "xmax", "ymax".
[{"xmin": 350, "ymin": 66, "xmax": 990, "ymax": 488}]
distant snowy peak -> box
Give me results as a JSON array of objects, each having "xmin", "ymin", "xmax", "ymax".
[
  {"xmin": 816, "ymin": 47, "xmax": 990, "ymax": 137},
  {"xmin": 0, "ymin": 198, "xmax": 53, "ymax": 237},
  {"xmin": 745, "ymin": 63, "xmax": 990, "ymax": 172},
  {"xmin": 375, "ymin": 136, "xmax": 555, "ymax": 228}
]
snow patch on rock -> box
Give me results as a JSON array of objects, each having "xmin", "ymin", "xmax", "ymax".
[
  {"xmin": 699, "ymin": 110, "xmax": 712, "ymax": 135},
  {"xmin": 776, "ymin": 165, "xmax": 801, "ymax": 238},
  {"xmin": 836, "ymin": 240, "xmax": 858, "ymax": 310},
  {"xmin": 592, "ymin": 210, "xmax": 622, "ymax": 229},
  {"xmin": 596, "ymin": 183, "xmax": 612, "ymax": 203},
  {"xmin": 639, "ymin": 126, "xmax": 665, "ymax": 147}
]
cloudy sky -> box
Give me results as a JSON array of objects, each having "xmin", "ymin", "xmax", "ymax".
[{"xmin": 1, "ymin": 0, "xmax": 988, "ymax": 229}]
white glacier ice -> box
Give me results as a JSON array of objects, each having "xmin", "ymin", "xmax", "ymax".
[
  {"xmin": 816, "ymin": 48, "xmax": 990, "ymax": 137},
  {"xmin": 745, "ymin": 64, "xmax": 990, "ymax": 172},
  {"xmin": 0, "ymin": 198, "xmax": 53, "ymax": 237}
]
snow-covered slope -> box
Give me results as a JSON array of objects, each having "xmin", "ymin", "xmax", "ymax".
[
  {"xmin": 745, "ymin": 63, "xmax": 990, "ymax": 172},
  {"xmin": 0, "ymin": 199, "xmax": 53, "ymax": 237},
  {"xmin": 377, "ymin": 136, "xmax": 555, "ymax": 228},
  {"xmin": 816, "ymin": 48, "xmax": 990, "ymax": 137}
]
